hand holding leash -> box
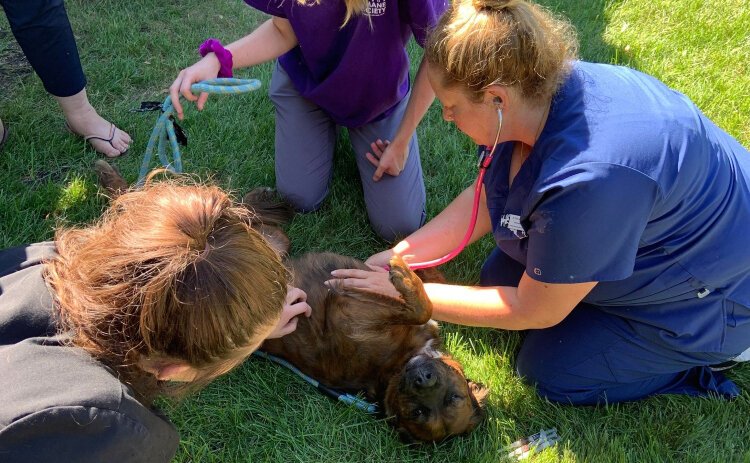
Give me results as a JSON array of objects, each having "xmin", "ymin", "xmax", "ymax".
[{"xmin": 169, "ymin": 56, "xmax": 222, "ymax": 120}]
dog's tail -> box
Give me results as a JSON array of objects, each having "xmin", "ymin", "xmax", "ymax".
[{"xmin": 241, "ymin": 187, "xmax": 295, "ymax": 227}]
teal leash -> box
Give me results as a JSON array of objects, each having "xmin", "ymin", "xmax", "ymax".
[
  {"xmin": 253, "ymin": 350, "xmax": 379, "ymax": 414},
  {"xmin": 136, "ymin": 78, "xmax": 262, "ymax": 187}
]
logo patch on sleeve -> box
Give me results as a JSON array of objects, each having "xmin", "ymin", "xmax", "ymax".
[{"xmin": 499, "ymin": 213, "xmax": 528, "ymax": 239}]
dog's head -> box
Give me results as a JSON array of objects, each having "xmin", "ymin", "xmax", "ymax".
[{"xmin": 383, "ymin": 349, "xmax": 488, "ymax": 443}]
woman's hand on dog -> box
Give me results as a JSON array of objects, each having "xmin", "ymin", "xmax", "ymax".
[
  {"xmin": 266, "ymin": 287, "xmax": 312, "ymax": 339},
  {"xmin": 327, "ymin": 266, "xmax": 401, "ymax": 299}
]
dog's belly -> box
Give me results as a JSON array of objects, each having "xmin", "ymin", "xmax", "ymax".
[{"xmin": 261, "ymin": 252, "xmax": 436, "ymax": 398}]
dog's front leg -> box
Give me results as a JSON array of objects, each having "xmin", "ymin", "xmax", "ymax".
[{"xmin": 387, "ymin": 255, "xmax": 433, "ymax": 325}]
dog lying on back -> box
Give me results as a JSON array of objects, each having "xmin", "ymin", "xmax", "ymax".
[
  {"xmin": 243, "ymin": 188, "xmax": 488, "ymax": 443},
  {"xmin": 93, "ymin": 164, "xmax": 488, "ymax": 442}
]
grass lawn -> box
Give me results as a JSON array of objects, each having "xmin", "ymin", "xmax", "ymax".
[{"xmin": 2, "ymin": 0, "xmax": 749, "ymax": 461}]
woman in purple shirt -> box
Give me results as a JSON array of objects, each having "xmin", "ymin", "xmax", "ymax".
[{"xmin": 171, "ymin": 0, "xmax": 447, "ymax": 241}]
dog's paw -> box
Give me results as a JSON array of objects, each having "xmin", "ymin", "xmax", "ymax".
[
  {"xmin": 388, "ymin": 255, "xmax": 432, "ymax": 322},
  {"xmin": 388, "ymin": 255, "xmax": 418, "ymax": 296},
  {"xmin": 94, "ymin": 159, "xmax": 129, "ymax": 199},
  {"xmin": 241, "ymin": 187, "xmax": 277, "ymax": 206}
]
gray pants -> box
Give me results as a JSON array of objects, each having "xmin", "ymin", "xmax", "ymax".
[{"xmin": 269, "ymin": 63, "xmax": 426, "ymax": 241}]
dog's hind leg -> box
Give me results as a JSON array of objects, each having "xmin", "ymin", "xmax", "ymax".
[
  {"xmin": 241, "ymin": 187, "xmax": 295, "ymax": 227},
  {"xmin": 241, "ymin": 187, "xmax": 295, "ymax": 256},
  {"xmin": 93, "ymin": 160, "xmax": 129, "ymax": 199},
  {"xmin": 257, "ymin": 224, "xmax": 291, "ymax": 256}
]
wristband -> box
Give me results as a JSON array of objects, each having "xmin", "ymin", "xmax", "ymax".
[{"xmin": 199, "ymin": 38, "xmax": 233, "ymax": 78}]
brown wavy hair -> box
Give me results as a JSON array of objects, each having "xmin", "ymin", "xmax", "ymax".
[
  {"xmin": 45, "ymin": 179, "xmax": 288, "ymax": 404},
  {"xmin": 425, "ymin": 0, "xmax": 578, "ymax": 102}
]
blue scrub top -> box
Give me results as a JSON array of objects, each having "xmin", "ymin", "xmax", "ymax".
[{"xmin": 483, "ymin": 61, "xmax": 750, "ymax": 354}]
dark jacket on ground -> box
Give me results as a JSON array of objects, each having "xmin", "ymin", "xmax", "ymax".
[{"xmin": 0, "ymin": 242, "xmax": 179, "ymax": 463}]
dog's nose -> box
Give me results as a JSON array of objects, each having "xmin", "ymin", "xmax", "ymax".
[{"xmin": 413, "ymin": 367, "xmax": 437, "ymax": 389}]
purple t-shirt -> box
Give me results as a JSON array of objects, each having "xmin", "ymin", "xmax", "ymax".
[{"xmin": 244, "ymin": 0, "xmax": 447, "ymax": 127}]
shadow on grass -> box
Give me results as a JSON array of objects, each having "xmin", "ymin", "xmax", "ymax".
[{"xmin": 0, "ymin": 23, "xmax": 33, "ymax": 100}]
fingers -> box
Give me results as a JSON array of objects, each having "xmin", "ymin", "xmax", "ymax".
[
  {"xmin": 373, "ymin": 163, "xmax": 386, "ymax": 182},
  {"xmin": 267, "ymin": 288, "xmax": 311, "ymax": 339},
  {"xmin": 365, "ymin": 263, "xmax": 389, "ymax": 272},
  {"xmin": 285, "ymin": 286, "xmax": 307, "ymax": 305},
  {"xmin": 324, "ymin": 277, "xmax": 370, "ymax": 291},
  {"xmin": 197, "ymin": 92, "xmax": 210, "ymax": 110},
  {"xmin": 169, "ymin": 71, "xmax": 203, "ymax": 120},
  {"xmin": 366, "ymin": 139, "xmax": 402, "ymax": 181},
  {"xmin": 286, "ymin": 300, "xmax": 312, "ymax": 319},
  {"xmin": 179, "ymin": 73, "xmax": 198, "ymax": 103},
  {"xmin": 330, "ymin": 268, "xmax": 375, "ymax": 279},
  {"xmin": 365, "ymin": 251, "xmax": 394, "ymax": 268},
  {"xmin": 365, "ymin": 152, "xmax": 380, "ymax": 169},
  {"xmin": 273, "ymin": 317, "xmax": 299, "ymax": 338},
  {"xmin": 169, "ymin": 72, "xmax": 185, "ymax": 120},
  {"xmin": 326, "ymin": 268, "xmax": 385, "ymax": 289},
  {"xmin": 372, "ymin": 139, "xmax": 389, "ymax": 153},
  {"xmin": 324, "ymin": 272, "xmax": 401, "ymax": 299}
]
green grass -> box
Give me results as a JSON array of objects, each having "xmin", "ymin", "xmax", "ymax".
[{"xmin": 1, "ymin": 0, "xmax": 749, "ymax": 461}]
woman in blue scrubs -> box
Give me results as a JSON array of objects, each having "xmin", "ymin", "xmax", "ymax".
[{"xmin": 329, "ymin": 0, "xmax": 750, "ymax": 404}]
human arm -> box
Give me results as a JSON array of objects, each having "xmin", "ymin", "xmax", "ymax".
[
  {"xmin": 266, "ymin": 286, "xmax": 312, "ymax": 339},
  {"xmin": 423, "ymin": 276, "xmax": 596, "ymax": 329},
  {"xmin": 170, "ymin": 17, "xmax": 297, "ymax": 119},
  {"xmin": 366, "ymin": 183, "xmax": 492, "ymax": 268},
  {"xmin": 366, "ymin": 56, "xmax": 436, "ymax": 180},
  {"xmin": 327, "ymin": 267, "xmax": 596, "ymax": 330}
]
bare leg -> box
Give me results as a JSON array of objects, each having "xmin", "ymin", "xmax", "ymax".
[{"xmin": 56, "ymin": 88, "xmax": 132, "ymax": 157}]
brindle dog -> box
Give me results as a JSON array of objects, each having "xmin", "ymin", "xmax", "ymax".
[
  {"xmin": 243, "ymin": 188, "xmax": 488, "ymax": 443},
  {"xmin": 93, "ymin": 165, "xmax": 488, "ymax": 442}
]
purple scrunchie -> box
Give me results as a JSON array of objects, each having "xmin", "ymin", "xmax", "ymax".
[{"xmin": 199, "ymin": 38, "xmax": 233, "ymax": 78}]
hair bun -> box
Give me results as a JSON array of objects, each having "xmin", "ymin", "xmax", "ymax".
[{"xmin": 471, "ymin": 0, "xmax": 517, "ymax": 12}]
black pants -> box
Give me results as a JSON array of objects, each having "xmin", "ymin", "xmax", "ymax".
[{"xmin": 1, "ymin": 0, "xmax": 86, "ymax": 97}]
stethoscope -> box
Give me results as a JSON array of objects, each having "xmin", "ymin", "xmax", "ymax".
[{"xmin": 408, "ymin": 107, "xmax": 503, "ymax": 270}]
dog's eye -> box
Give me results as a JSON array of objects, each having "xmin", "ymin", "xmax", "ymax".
[
  {"xmin": 445, "ymin": 393, "xmax": 464, "ymax": 405},
  {"xmin": 411, "ymin": 407, "xmax": 427, "ymax": 419}
]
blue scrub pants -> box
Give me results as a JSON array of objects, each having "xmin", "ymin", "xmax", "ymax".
[
  {"xmin": 269, "ymin": 63, "xmax": 426, "ymax": 242},
  {"xmin": 1, "ymin": 0, "xmax": 86, "ymax": 97},
  {"xmin": 480, "ymin": 247, "xmax": 740, "ymax": 405}
]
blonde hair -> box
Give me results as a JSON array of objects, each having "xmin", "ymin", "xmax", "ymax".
[
  {"xmin": 46, "ymin": 179, "xmax": 288, "ymax": 403},
  {"xmin": 297, "ymin": 0, "xmax": 369, "ymax": 28},
  {"xmin": 425, "ymin": 0, "xmax": 578, "ymax": 102}
]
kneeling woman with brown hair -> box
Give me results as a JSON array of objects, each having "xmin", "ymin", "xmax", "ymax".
[{"xmin": 0, "ymin": 180, "xmax": 310, "ymax": 462}]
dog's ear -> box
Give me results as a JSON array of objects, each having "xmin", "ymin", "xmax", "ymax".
[
  {"xmin": 384, "ymin": 413, "xmax": 414, "ymax": 444},
  {"xmin": 466, "ymin": 380, "xmax": 490, "ymax": 432},
  {"xmin": 397, "ymin": 428, "xmax": 418, "ymax": 445}
]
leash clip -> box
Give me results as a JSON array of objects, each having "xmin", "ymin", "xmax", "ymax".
[{"xmin": 130, "ymin": 101, "xmax": 164, "ymax": 113}]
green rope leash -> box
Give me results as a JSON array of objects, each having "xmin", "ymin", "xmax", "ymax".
[{"xmin": 136, "ymin": 78, "xmax": 261, "ymax": 186}]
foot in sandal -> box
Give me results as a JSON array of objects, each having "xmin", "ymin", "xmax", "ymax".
[{"xmin": 56, "ymin": 88, "xmax": 132, "ymax": 158}]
